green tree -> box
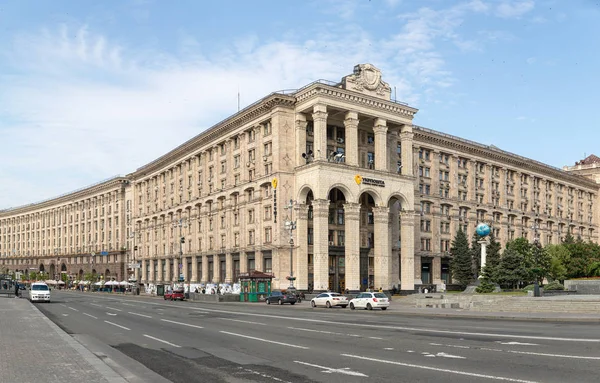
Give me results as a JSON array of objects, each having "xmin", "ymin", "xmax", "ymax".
[
  {"xmin": 588, "ymin": 261, "xmax": 600, "ymax": 277},
  {"xmin": 545, "ymin": 244, "xmax": 570, "ymax": 282},
  {"xmin": 497, "ymin": 246, "xmax": 528, "ymax": 289},
  {"xmin": 563, "ymin": 240, "xmax": 599, "ymax": 278},
  {"xmin": 485, "ymin": 233, "xmax": 502, "ymax": 283},
  {"xmin": 450, "ymin": 229, "xmax": 474, "ymax": 288},
  {"xmin": 470, "ymin": 233, "xmax": 482, "ymax": 277},
  {"xmin": 527, "ymin": 242, "xmax": 551, "ymax": 285}
]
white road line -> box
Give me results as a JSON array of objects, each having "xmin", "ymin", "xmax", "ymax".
[
  {"xmin": 68, "ymin": 307, "xmax": 79, "ymax": 312},
  {"xmin": 90, "ymin": 303, "xmax": 103, "ymax": 307},
  {"xmin": 289, "ymin": 327, "xmax": 366, "ymax": 338},
  {"xmin": 104, "ymin": 321, "xmax": 131, "ymax": 331},
  {"xmin": 497, "ymin": 341, "xmax": 539, "ymax": 346},
  {"xmin": 294, "ymin": 361, "xmax": 368, "ymax": 377},
  {"xmin": 129, "ymin": 312, "xmax": 152, "ymax": 318},
  {"xmin": 369, "ymin": 336, "xmax": 384, "ymax": 340},
  {"xmin": 83, "ymin": 313, "xmax": 98, "ymax": 319},
  {"xmin": 220, "ymin": 331, "xmax": 309, "ymax": 349},
  {"xmin": 60, "ymin": 304, "xmax": 67, "ymax": 307},
  {"xmin": 121, "ymin": 302, "xmax": 142, "ymax": 307},
  {"xmin": 160, "ymin": 319, "xmax": 204, "ymax": 329},
  {"xmin": 341, "ymin": 354, "xmax": 538, "ymax": 383},
  {"xmin": 218, "ymin": 318, "xmax": 266, "ymax": 326},
  {"xmin": 105, "ymin": 306, "xmax": 122, "ymax": 312},
  {"xmin": 106, "ymin": 312, "xmax": 117, "ymax": 316},
  {"xmin": 143, "ymin": 334, "xmax": 181, "ymax": 348},
  {"xmin": 481, "ymin": 347, "xmax": 600, "ymax": 360},
  {"xmin": 62, "ymin": 314, "xmax": 69, "ymax": 316}
]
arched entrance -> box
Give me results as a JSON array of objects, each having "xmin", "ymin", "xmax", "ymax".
[
  {"xmin": 79, "ymin": 269, "xmax": 84, "ymax": 280},
  {"xmin": 105, "ymin": 268, "xmax": 111, "ymax": 281},
  {"xmin": 327, "ymin": 187, "xmax": 347, "ymax": 292},
  {"xmin": 48, "ymin": 264, "xmax": 56, "ymax": 281},
  {"xmin": 358, "ymin": 191, "xmax": 377, "ymax": 291}
]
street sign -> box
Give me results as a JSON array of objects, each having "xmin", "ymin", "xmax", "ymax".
[
  {"xmin": 100, "ymin": 251, "xmax": 109, "ymax": 256},
  {"xmin": 91, "ymin": 252, "xmax": 95, "ymax": 256},
  {"xmin": 128, "ymin": 263, "xmax": 141, "ymax": 269}
]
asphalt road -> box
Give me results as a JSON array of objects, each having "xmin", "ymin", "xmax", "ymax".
[{"xmin": 35, "ymin": 291, "xmax": 600, "ymax": 383}]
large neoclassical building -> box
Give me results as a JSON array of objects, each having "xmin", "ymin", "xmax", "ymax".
[{"xmin": 1, "ymin": 64, "xmax": 598, "ymax": 293}]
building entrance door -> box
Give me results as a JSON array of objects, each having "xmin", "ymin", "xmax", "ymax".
[{"xmin": 328, "ymin": 255, "xmax": 345, "ymax": 292}]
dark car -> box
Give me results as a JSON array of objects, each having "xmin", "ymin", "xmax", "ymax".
[
  {"xmin": 17, "ymin": 283, "xmax": 26, "ymax": 290},
  {"xmin": 265, "ymin": 291, "xmax": 297, "ymax": 305},
  {"xmin": 164, "ymin": 289, "xmax": 185, "ymax": 301}
]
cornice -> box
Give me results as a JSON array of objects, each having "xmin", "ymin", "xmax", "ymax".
[
  {"xmin": 295, "ymin": 83, "xmax": 418, "ymax": 119},
  {"xmin": 132, "ymin": 94, "xmax": 296, "ymax": 180},
  {"xmin": 413, "ymin": 127, "xmax": 599, "ymax": 190},
  {"xmin": 0, "ymin": 177, "xmax": 129, "ymax": 218}
]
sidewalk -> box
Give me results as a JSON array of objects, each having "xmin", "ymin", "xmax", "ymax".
[{"xmin": 0, "ymin": 296, "xmax": 126, "ymax": 383}]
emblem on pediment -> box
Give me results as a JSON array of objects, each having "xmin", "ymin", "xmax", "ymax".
[{"xmin": 342, "ymin": 64, "xmax": 392, "ymax": 99}]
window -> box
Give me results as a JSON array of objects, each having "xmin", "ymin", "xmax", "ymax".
[
  {"xmin": 420, "ymin": 238, "xmax": 431, "ymax": 251},
  {"xmin": 420, "ymin": 202, "xmax": 431, "ymax": 214},
  {"xmin": 419, "ymin": 183, "xmax": 430, "ymax": 195},
  {"xmin": 420, "ymin": 220, "xmax": 431, "ymax": 232},
  {"xmin": 264, "ymin": 227, "xmax": 272, "ymax": 243},
  {"xmin": 418, "ymin": 148, "xmax": 431, "ymax": 161},
  {"xmin": 264, "ymin": 206, "xmax": 272, "ymax": 220},
  {"xmin": 263, "ymin": 142, "xmax": 272, "ymax": 156},
  {"xmin": 419, "ymin": 166, "xmax": 431, "ymax": 178},
  {"xmin": 264, "ymin": 122, "xmax": 271, "ymax": 136},
  {"xmin": 248, "ymin": 230, "xmax": 255, "ymax": 245},
  {"xmin": 248, "ymin": 209, "xmax": 255, "ymax": 223}
]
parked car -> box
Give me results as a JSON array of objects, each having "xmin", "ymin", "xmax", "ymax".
[
  {"xmin": 310, "ymin": 292, "xmax": 348, "ymax": 308},
  {"xmin": 29, "ymin": 282, "xmax": 51, "ymax": 303},
  {"xmin": 349, "ymin": 292, "xmax": 390, "ymax": 310},
  {"xmin": 164, "ymin": 289, "xmax": 185, "ymax": 301},
  {"xmin": 265, "ymin": 291, "xmax": 297, "ymax": 305}
]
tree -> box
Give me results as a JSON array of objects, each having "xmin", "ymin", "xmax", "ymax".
[
  {"xmin": 450, "ymin": 229, "xmax": 475, "ymax": 288},
  {"xmin": 485, "ymin": 233, "xmax": 502, "ymax": 283},
  {"xmin": 527, "ymin": 242, "xmax": 551, "ymax": 285},
  {"xmin": 497, "ymin": 247, "xmax": 528, "ymax": 289},
  {"xmin": 545, "ymin": 244, "xmax": 570, "ymax": 282},
  {"xmin": 470, "ymin": 233, "xmax": 482, "ymax": 277},
  {"xmin": 588, "ymin": 262, "xmax": 600, "ymax": 277}
]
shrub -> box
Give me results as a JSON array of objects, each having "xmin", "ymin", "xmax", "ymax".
[
  {"xmin": 523, "ymin": 284, "xmax": 535, "ymax": 292},
  {"xmin": 475, "ymin": 278, "xmax": 496, "ymax": 293},
  {"xmin": 543, "ymin": 281, "xmax": 564, "ymax": 291}
]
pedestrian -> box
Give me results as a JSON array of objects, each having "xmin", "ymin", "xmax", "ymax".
[
  {"xmin": 194, "ymin": 287, "xmax": 199, "ymax": 293},
  {"xmin": 14, "ymin": 282, "xmax": 19, "ymax": 298},
  {"xmin": 378, "ymin": 286, "xmax": 383, "ymax": 293}
]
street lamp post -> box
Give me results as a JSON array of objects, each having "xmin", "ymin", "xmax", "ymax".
[
  {"xmin": 175, "ymin": 219, "xmax": 187, "ymax": 291},
  {"xmin": 531, "ymin": 218, "xmax": 541, "ymax": 297},
  {"xmin": 284, "ymin": 200, "xmax": 297, "ymax": 290}
]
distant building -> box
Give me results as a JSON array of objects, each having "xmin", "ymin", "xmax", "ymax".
[
  {"xmin": 1, "ymin": 64, "xmax": 598, "ymax": 293},
  {"xmin": 564, "ymin": 154, "xmax": 600, "ymax": 184}
]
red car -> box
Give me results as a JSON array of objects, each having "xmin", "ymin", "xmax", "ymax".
[{"xmin": 164, "ymin": 289, "xmax": 185, "ymax": 301}]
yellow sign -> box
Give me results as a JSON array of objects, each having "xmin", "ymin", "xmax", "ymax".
[
  {"xmin": 354, "ymin": 175, "xmax": 363, "ymax": 185},
  {"xmin": 272, "ymin": 177, "xmax": 278, "ymax": 189}
]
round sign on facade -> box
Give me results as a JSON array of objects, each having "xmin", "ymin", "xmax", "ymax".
[{"xmin": 476, "ymin": 223, "xmax": 491, "ymax": 237}]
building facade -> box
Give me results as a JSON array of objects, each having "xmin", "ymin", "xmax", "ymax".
[{"xmin": 1, "ymin": 64, "xmax": 598, "ymax": 293}]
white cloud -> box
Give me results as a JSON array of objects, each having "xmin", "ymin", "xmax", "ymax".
[{"xmin": 495, "ymin": 1, "xmax": 535, "ymax": 19}]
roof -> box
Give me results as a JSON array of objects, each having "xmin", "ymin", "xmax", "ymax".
[
  {"xmin": 576, "ymin": 154, "xmax": 600, "ymax": 166},
  {"xmin": 238, "ymin": 270, "xmax": 274, "ymax": 280}
]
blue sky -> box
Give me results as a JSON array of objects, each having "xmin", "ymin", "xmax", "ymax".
[{"xmin": 1, "ymin": 0, "xmax": 599, "ymax": 209}]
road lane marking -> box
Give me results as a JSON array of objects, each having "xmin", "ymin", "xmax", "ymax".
[
  {"xmin": 68, "ymin": 307, "xmax": 79, "ymax": 312},
  {"xmin": 237, "ymin": 367, "xmax": 293, "ymax": 383},
  {"xmin": 369, "ymin": 336, "xmax": 384, "ymax": 340},
  {"xmin": 143, "ymin": 334, "xmax": 181, "ymax": 348},
  {"xmin": 160, "ymin": 319, "xmax": 203, "ymax": 329},
  {"xmin": 218, "ymin": 318, "xmax": 266, "ymax": 326},
  {"xmin": 129, "ymin": 312, "xmax": 152, "ymax": 318},
  {"xmin": 66, "ymin": 293, "xmax": 600, "ymax": 343},
  {"xmin": 105, "ymin": 306, "xmax": 123, "ymax": 312},
  {"xmin": 341, "ymin": 354, "xmax": 538, "ymax": 382},
  {"xmin": 497, "ymin": 341, "xmax": 538, "ymax": 346},
  {"xmin": 60, "ymin": 304, "xmax": 67, "ymax": 307},
  {"xmin": 294, "ymin": 361, "xmax": 368, "ymax": 377},
  {"xmin": 90, "ymin": 303, "xmax": 103, "ymax": 307},
  {"xmin": 83, "ymin": 313, "xmax": 98, "ymax": 319},
  {"xmin": 220, "ymin": 331, "xmax": 309, "ymax": 349},
  {"xmin": 62, "ymin": 314, "xmax": 69, "ymax": 316},
  {"xmin": 104, "ymin": 321, "xmax": 131, "ymax": 331},
  {"xmin": 436, "ymin": 352, "xmax": 466, "ymax": 359},
  {"xmin": 480, "ymin": 347, "xmax": 600, "ymax": 360},
  {"xmin": 289, "ymin": 327, "xmax": 364, "ymax": 338},
  {"xmin": 106, "ymin": 312, "xmax": 117, "ymax": 316}
]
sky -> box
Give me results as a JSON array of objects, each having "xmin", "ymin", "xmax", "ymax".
[{"xmin": 1, "ymin": 0, "xmax": 599, "ymax": 210}]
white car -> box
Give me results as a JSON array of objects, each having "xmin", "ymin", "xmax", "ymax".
[
  {"xmin": 310, "ymin": 292, "xmax": 349, "ymax": 308},
  {"xmin": 349, "ymin": 292, "xmax": 390, "ymax": 310},
  {"xmin": 29, "ymin": 282, "xmax": 51, "ymax": 303}
]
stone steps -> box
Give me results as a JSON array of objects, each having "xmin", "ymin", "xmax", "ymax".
[{"xmin": 472, "ymin": 300, "xmax": 600, "ymax": 313}]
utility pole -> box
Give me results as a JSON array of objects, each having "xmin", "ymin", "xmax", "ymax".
[{"xmin": 175, "ymin": 219, "xmax": 187, "ymax": 291}]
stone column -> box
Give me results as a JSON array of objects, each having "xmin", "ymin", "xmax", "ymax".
[
  {"xmin": 255, "ymin": 251, "xmax": 264, "ymax": 272},
  {"xmin": 312, "ymin": 104, "xmax": 328, "ymax": 161},
  {"xmin": 182, "ymin": 257, "xmax": 189, "ymax": 284},
  {"xmin": 312, "ymin": 199, "xmax": 330, "ymax": 292},
  {"xmin": 225, "ymin": 253, "xmax": 233, "ymax": 283},
  {"xmin": 373, "ymin": 119, "xmax": 388, "ymax": 171},
  {"xmin": 201, "ymin": 255, "xmax": 209, "ymax": 283},
  {"xmin": 164, "ymin": 258, "xmax": 171, "ymax": 283},
  {"xmin": 295, "ymin": 204, "xmax": 309, "ymax": 291},
  {"xmin": 173, "ymin": 258, "xmax": 179, "ymax": 282},
  {"xmin": 373, "ymin": 206, "xmax": 391, "ymax": 291},
  {"xmin": 191, "ymin": 255, "xmax": 198, "ymax": 282},
  {"xmin": 400, "ymin": 125, "xmax": 414, "ymax": 176},
  {"xmin": 390, "ymin": 202, "xmax": 401, "ymax": 289},
  {"xmin": 141, "ymin": 261, "xmax": 147, "ymax": 283},
  {"xmin": 432, "ymin": 256, "xmax": 442, "ymax": 284},
  {"xmin": 296, "ymin": 114, "xmax": 308, "ymax": 166},
  {"xmin": 343, "ymin": 202, "xmax": 360, "ymax": 292},
  {"xmin": 344, "ymin": 111, "xmax": 359, "ymax": 167},
  {"xmin": 400, "ymin": 211, "xmax": 416, "ymax": 292},
  {"xmin": 239, "ymin": 251, "xmax": 248, "ymax": 273},
  {"xmin": 212, "ymin": 254, "xmax": 220, "ymax": 282},
  {"xmin": 156, "ymin": 259, "xmax": 163, "ymax": 282}
]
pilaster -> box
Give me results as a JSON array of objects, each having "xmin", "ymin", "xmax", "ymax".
[
  {"xmin": 255, "ymin": 251, "xmax": 264, "ymax": 272},
  {"xmin": 225, "ymin": 252, "xmax": 233, "ymax": 283},
  {"xmin": 164, "ymin": 258, "xmax": 171, "ymax": 284},
  {"xmin": 296, "ymin": 114, "xmax": 308, "ymax": 166},
  {"xmin": 295, "ymin": 204, "xmax": 309, "ymax": 291},
  {"xmin": 400, "ymin": 211, "xmax": 416, "ymax": 291},
  {"xmin": 312, "ymin": 199, "xmax": 330, "ymax": 292},
  {"xmin": 156, "ymin": 259, "xmax": 163, "ymax": 283},
  {"xmin": 400, "ymin": 125, "xmax": 414, "ymax": 176},
  {"xmin": 343, "ymin": 202, "xmax": 361, "ymax": 292},
  {"xmin": 240, "ymin": 251, "xmax": 248, "ymax": 273},
  {"xmin": 390, "ymin": 202, "xmax": 401, "ymax": 289},
  {"xmin": 182, "ymin": 257, "xmax": 189, "ymax": 283},
  {"xmin": 212, "ymin": 254, "xmax": 220, "ymax": 282},
  {"xmin": 373, "ymin": 206, "xmax": 391, "ymax": 290},
  {"xmin": 201, "ymin": 254, "xmax": 209, "ymax": 283},
  {"xmin": 191, "ymin": 255, "xmax": 198, "ymax": 282}
]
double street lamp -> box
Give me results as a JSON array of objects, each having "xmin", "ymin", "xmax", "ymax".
[
  {"xmin": 284, "ymin": 200, "xmax": 297, "ymax": 290},
  {"xmin": 174, "ymin": 219, "xmax": 187, "ymax": 289},
  {"xmin": 531, "ymin": 219, "xmax": 542, "ymax": 297}
]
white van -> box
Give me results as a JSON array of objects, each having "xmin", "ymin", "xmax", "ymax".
[{"xmin": 29, "ymin": 282, "xmax": 51, "ymax": 303}]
